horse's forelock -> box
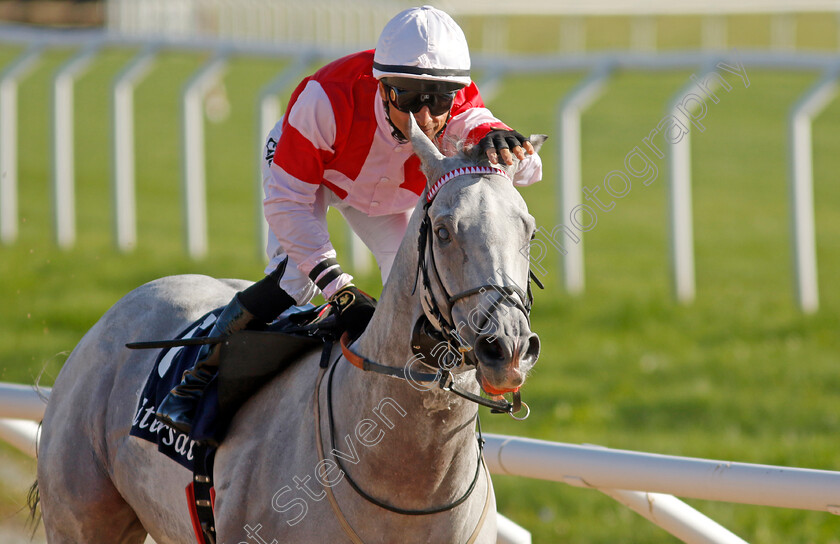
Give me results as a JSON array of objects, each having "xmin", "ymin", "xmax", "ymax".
[
  {"xmin": 440, "ymin": 134, "xmax": 522, "ymax": 181},
  {"xmin": 441, "ymin": 134, "xmax": 487, "ymax": 164}
]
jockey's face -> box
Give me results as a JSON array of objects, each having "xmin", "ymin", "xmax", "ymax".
[{"xmin": 379, "ymin": 82, "xmax": 450, "ymax": 142}]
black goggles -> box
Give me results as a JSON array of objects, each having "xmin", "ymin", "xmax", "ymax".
[{"xmin": 386, "ymin": 85, "xmax": 456, "ymax": 116}]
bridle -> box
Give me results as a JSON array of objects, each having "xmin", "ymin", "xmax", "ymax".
[
  {"xmin": 413, "ymin": 165, "xmax": 539, "ymax": 369},
  {"xmin": 343, "ymin": 164, "xmax": 542, "ymax": 417},
  {"xmin": 313, "ymin": 164, "xmax": 541, "ymax": 542}
]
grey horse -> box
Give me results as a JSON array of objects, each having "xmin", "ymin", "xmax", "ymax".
[{"xmin": 35, "ymin": 117, "xmax": 545, "ymax": 544}]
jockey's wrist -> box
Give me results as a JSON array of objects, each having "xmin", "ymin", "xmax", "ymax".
[
  {"xmin": 321, "ymin": 275, "xmax": 353, "ymax": 300},
  {"xmin": 308, "ymin": 259, "xmax": 354, "ymax": 299},
  {"xmin": 308, "ymin": 258, "xmax": 342, "ymax": 291}
]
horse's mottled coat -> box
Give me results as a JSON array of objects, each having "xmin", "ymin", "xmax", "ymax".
[{"xmin": 37, "ymin": 117, "xmax": 544, "ymax": 544}]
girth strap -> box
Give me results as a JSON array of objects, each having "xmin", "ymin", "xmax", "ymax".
[{"xmin": 186, "ymin": 446, "xmax": 216, "ymax": 544}]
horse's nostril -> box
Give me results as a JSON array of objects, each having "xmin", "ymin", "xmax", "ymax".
[
  {"xmin": 475, "ymin": 335, "xmax": 507, "ymax": 364},
  {"xmin": 523, "ymin": 333, "xmax": 540, "ymax": 363}
]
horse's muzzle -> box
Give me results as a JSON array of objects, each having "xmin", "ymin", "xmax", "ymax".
[{"xmin": 473, "ymin": 331, "xmax": 540, "ymax": 393}]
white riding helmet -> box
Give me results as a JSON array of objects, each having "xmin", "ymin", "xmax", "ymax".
[{"xmin": 373, "ymin": 6, "xmax": 471, "ymax": 91}]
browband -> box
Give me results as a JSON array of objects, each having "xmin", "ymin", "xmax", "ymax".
[{"xmin": 427, "ymin": 166, "xmax": 509, "ymax": 203}]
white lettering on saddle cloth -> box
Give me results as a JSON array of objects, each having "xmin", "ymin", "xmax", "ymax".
[{"xmin": 132, "ymin": 396, "xmax": 197, "ymax": 461}]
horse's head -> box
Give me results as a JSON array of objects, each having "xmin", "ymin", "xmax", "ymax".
[{"xmin": 408, "ymin": 116, "xmax": 545, "ymax": 396}]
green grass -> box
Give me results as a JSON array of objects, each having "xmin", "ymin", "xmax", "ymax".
[
  {"xmin": 1, "ymin": 46, "xmax": 839, "ymax": 543},
  {"xmin": 485, "ymin": 67, "xmax": 840, "ymax": 543}
]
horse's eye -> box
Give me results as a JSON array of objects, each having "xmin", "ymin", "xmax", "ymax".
[{"xmin": 436, "ymin": 227, "xmax": 450, "ymax": 241}]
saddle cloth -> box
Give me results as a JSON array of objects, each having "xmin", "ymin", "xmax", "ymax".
[{"xmin": 129, "ymin": 304, "xmax": 327, "ymax": 471}]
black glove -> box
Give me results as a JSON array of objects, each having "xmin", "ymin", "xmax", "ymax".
[
  {"xmin": 478, "ymin": 129, "xmax": 529, "ymax": 155},
  {"xmin": 329, "ymin": 284, "xmax": 377, "ymax": 340}
]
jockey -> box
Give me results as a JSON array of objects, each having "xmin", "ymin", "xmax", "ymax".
[{"xmin": 155, "ymin": 6, "xmax": 543, "ymax": 434}]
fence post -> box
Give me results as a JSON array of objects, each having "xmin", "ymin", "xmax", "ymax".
[
  {"xmin": 51, "ymin": 43, "xmax": 101, "ymax": 249},
  {"xmin": 787, "ymin": 65, "xmax": 840, "ymax": 314},
  {"xmin": 555, "ymin": 62, "xmax": 613, "ymax": 294},
  {"xmin": 111, "ymin": 45, "xmax": 158, "ymax": 252},
  {"xmin": 255, "ymin": 54, "xmax": 314, "ymax": 261},
  {"xmin": 475, "ymin": 67, "xmax": 505, "ymax": 105},
  {"xmin": 702, "ymin": 15, "xmax": 727, "ymax": 50},
  {"xmin": 180, "ymin": 50, "xmax": 229, "ymax": 259},
  {"xmin": 0, "ymin": 45, "xmax": 42, "ymax": 245},
  {"xmin": 770, "ymin": 13, "xmax": 796, "ymax": 51},
  {"xmin": 665, "ymin": 61, "xmax": 720, "ymax": 305},
  {"xmin": 630, "ymin": 15, "xmax": 657, "ymax": 51}
]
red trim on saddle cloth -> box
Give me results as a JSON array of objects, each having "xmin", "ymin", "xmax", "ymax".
[{"xmin": 186, "ymin": 482, "xmax": 216, "ymax": 544}]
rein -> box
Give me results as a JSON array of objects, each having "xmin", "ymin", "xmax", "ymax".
[
  {"xmin": 326, "ymin": 347, "xmax": 485, "ymax": 515},
  {"xmin": 340, "ymin": 332, "xmax": 526, "ymax": 416}
]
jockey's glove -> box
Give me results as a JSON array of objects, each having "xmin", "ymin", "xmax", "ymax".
[
  {"xmin": 329, "ymin": 284, "xmax": 377, "ymax": 340},
  {"xmin": 478, "ymin": 129, "xmax": 529, "ymax": 155}
]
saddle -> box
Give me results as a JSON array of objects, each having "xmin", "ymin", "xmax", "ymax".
[
  {"xmin": 129, "ymin": 303, "xmax": 338, "ymax": 544},
  {"xmin": 215, "ymin": 303, "xmax": 336, "ymax": 427},
  {"xmin": 129, "ymin": 303, "xmax": 337, "ymax": 460}
]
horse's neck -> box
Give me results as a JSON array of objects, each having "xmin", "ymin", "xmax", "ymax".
[
  {"xmin": 352, "ymin": 202, "xmax": 424, "ymax": 367},
  {"xmin": 332, "ymin": 222, "xmax": 481, "ymax": 506}
]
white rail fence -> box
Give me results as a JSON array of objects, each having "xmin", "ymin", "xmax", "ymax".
[
  {"xmin": 1, "ymin": 382, "xmax": 839, "ymax": 543},
  {"xmin": 105, "ymin": 0, "xmax": 840, "ymax": 53},
  {"xmin": 0, "ymin": 26, "xmax": 833, "ymax": 313}
]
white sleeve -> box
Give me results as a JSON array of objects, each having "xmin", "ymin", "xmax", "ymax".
[{"xmin": 261, "ymin": 82, "xmax": 354, "ymax": 296}]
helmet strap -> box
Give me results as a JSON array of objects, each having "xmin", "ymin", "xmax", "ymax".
[
  {"xmin": 435, "ymin": 112, "xmax": 451, "ymax": 140},
  {"xmin": 382, "ymin": 99, "xmax": 408, "ymax": 143}
]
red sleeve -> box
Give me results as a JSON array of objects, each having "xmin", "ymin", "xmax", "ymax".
[
  {"xmin": 451, "ymin": 82, "xmax": 486, "ymax": 116},
  {"xmin": 443, "ymin": 82, "xmax": 511, "ymax": 147}
]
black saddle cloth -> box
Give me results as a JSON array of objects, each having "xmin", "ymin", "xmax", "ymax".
[{"xmin": 129, "ymin": 304, "xmax": 330, "ymax": 470}]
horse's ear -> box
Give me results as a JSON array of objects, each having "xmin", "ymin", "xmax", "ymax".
[
  {"xmin": 529, "ymin": 134, "xmax": 548, "ymax": 154},
  {"xmin": 407, "ymin": 115, "xmax": 447, "ymax": 188}
]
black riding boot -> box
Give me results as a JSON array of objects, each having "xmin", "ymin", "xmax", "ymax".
[
  {"xmin": 155, "ymin": 294, "xmax": 254, "ymax": 434},
  {"xmin": 155, "ymin": 261, "xmax": 296, "ymax": 434}
]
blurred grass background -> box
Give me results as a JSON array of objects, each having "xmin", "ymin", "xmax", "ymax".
[{"xmin": 1, "ymin": 12, "xmax": 839, "ymax": 543}]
